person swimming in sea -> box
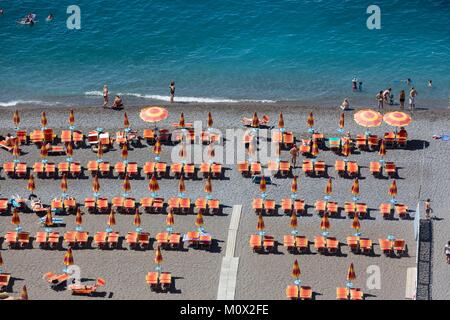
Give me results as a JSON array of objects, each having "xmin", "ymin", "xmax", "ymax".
[
  {"xmin": 352, "ymin": 77, "xmax": 358, "ymax": 91},
  {"xmin": 46, "ymin": 14, "xmax": 54, "ymax": 21},
  {"xmin": 358, "ymin": 82, "xmax": 363, "ymax": 91},
  {"xmin": 0, "ymin": 8, "xmax": 4, "ymax": 15},
  {"xmin": 428, "ymin": 80, "xmax": 433, "ymax": 87},
  {"xmin": 170, "ymin": 81, "xmax": 175, "ymax": 103}
]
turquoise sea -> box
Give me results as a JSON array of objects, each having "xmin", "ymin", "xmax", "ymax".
[{"xmin": 0, "ymin": 0, "xmax": 449, "ymax": 107}]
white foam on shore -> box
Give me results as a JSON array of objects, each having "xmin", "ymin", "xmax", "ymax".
[{"xmin": 0, "ymin": 100, "xmax": 62, "ymax": 107}]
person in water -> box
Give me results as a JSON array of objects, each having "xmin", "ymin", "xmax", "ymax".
[
  {"xmin": 428, "ymin": 80, "xmax": 433, "ymax": 87},
  {"xmin": 0, "ymin": 8, "xmax": 4, "ymax": 15},
  {"xmin": 399, "ymin": 90, "xmax": 406, "ymax": 110},
  {"xmin": 358, "ymin": 82, "xmax": 363, "ymax": 91},
  {"xmin": 170, "ymin": 81, "xmax": 175, "ymax": 103},
  {"xmin": 409, "ymin": 87, "xmax": 418, "ymax": 110},
  {"xmin": 376, "ymin": 91, "xmax": 384, "ymax": 109},
  {"xmin": 46, "ymin": 14, "xmax": 54, "ymax": 21},
  {"xmin": 102, "ymin": 84, "xmax": 109, "ymax": 107},
  {"xmin": 352, "ymin": 77, "xmax": 358, "ymax": 91}
]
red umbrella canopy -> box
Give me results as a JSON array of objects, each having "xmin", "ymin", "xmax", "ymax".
[
  {"xmin": 256, "ymin": 212, "xmax": 265, "ymax": 231},
  {"xmin": 69, "ymin": 109, "xmax": 75, "ymax": 126},
  {"xmin": 139, "ymin": 106, "xmax": 169, "ymax": 123},
  {"xmin": 354, "ymin": 109, "xmax": 383, "ymax": 128},
  {"xmin": 166, "ymin": 210, "xmax": 174, "ymax": 226},
  {"xmin": 290, "ymin": 211, "xmax": 298, "ymax": 229},
  {"xmin": 325, "ymin": 178, "xmax": 333, "ymax": 195},
  {"xmin": 292, "ymin": 259, "xmax": 301, "ymax": 279},
  {"xmin": 389, "ymin": 180, "xmax": 398, "ymax": 197},
  {"xmin": 352, "ymin": 215, "xmax": 360, "ymax": 231},
  {"xmin": 320, "ymin": 214, "xmax": 330, "ymax": 231},
  {"xmin": 27, "ymin": 174, "xmax": 35, "ymax": 192},
  {"xmin": 133, "ymin": 209, "xmax": 141, "ymax": 227},
  {"xmin": 259, "ymin": 176, "xmax": 267, "ymax": 193},
  {"xmin": 154, "ymin": 246, "xmax": 163, "ymax": 265},
  {"xmin": 195, "ymin": 212, "xmax": 204, "ymax": 227},
  {"xmin": 64, "ymin": 247, "xmax": 74, "ymax": 266},
  {"xmin": 347, "ymin": 263, "xmax": 356, "ymax": 281},
  {"xmin": 351, "ymin": 178, "xmax": 360, "ymax": 196},
  {"xmin": 11, "ymin": 209, "xmax": 20, "ymax": 226},
  {"xmin": 149, "ymin": 174, "xmax": 159, "ymax": 192},
  {"xmin": 383, "ymin": 111, "xmax": 412, "ymax": 127},
  {"xmin": 75, "ymin": 208, "xmax": 83, "ymax": 226},
  {"xmin": 291, "ymin": 176, "xmax": 298, "ymax": 193}
]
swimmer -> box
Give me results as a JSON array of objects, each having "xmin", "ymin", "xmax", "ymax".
[
  {"xmin": 46, "ymin": 14, "xmax": 54, "ymax": 21},
  {"xmin": 358, "ymin": 82, "xmax": 363, "ymax": 91},
  {"xmin": 0, "ymin": 8, "xmax": 4, "ymax": 15},
  {"xmin": 428, "ymin": 80, "xmax": 433, "ymax": 87},
  {"xmin": 352, "ymin": 77, "xmax": 358, "ymax": 91}
]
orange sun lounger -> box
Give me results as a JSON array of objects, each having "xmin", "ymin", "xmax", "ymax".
[
  {"xmin": 379, "ymin": 203, "xmax": 392, "ymax": 219},
  {"xmin": 43, "ymin": 272, "xmax": 69, "ymax": 286},
  {"xmin": 395, "ymin": 204, "xmax": 408, "ymax": 219},
  {"xmin": 286, "ymin": 285, "xmax": 298, "ymax": 299},
  {"xmin": 350, "ymin": 288, "xmax": 364, "ymax": 300},
  {"xmin": 346, "ymin": 161, "xmax": 359, "ymax": 177},
  {"xmin": 302, "ymin": 160, "xmax": 313, "ymax": 175},
  {"xmin": 370, "ymin": 161, "xmax": 382, "ymax": 177},
  {"xmin": 250, "ymin": 162, "xmax": 262, "ymax": 176},
  {"xmin": 335, "ymin": 160, "xmax": 346, "ymax": 177},
  {"xmin": 336, "ymin": 287, "xmax": 349, "ymax": 300},
  {"xmin": 314, "ymin": 236, "xmax": 326, "ymax": 253},
  {"xmin": 68, "ymin": 278, "xmax": 106, "ymax": 295},
  {"xmin": 378, "ymin": 239, "xmax": 393, "ymax": 255},
  {"xmin": 385, "ymin": 162, "xmax": 397, "ymax": 178},
  {"xmin": 0, "ymin": 274, "xmax": 11, "ymax": 291}
]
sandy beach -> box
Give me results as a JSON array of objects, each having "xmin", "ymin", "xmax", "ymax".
[{"xmin": 0, "ymin": 102, "xmax": 448, "ymax": 300}]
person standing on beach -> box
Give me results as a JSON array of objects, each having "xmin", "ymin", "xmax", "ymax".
[
  {"xmin": 170, "ymin": 81, "xmax": 175, "ymax": 103},
  {"xmin": 376, "ymin": 91, "xmax": 384, "ymax": 109},
  {"xmin": 289, "ymin": 145, "xmax": 299, "ymax": 168},
  {"xmin": 425, "ymin": 199, "xmax": 433, "ymax": 219},
  {"xmin": 399, "ymin": 90, "xmax": 406, "ymax": 110},
  {"xmin": 409, "ymin": 87, "xmax": 418, "ymax": 110},
  {"xmin": 103, "ymin": 85, "xmax": 109, "ymax": 108},
  {"xmin": 445, "ymin": 241, "xmax": 450, "ymax": 264}
]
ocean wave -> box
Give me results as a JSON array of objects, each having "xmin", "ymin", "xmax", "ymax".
[
  {"xmin": 116, "ymin": 92, "xmax": 276, "ymax": 103},
  {"xmin": 0, "ymin": 100, "xmax": 62, "ymax": 107}
]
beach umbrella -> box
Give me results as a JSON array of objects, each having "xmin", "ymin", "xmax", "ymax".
[
  {"xmin": 311, "ymin": 140, "xmax": 319, "ymax": 157},
  {"xmin": 351, "ymin": 178, "xmax": 360, "ymax": 197},
  {"xmin": 75, "ymin": 208, "xmax": 83, "ymax": 228},
  {"xmin": 123, "ymin": 174, "xmax": 131, "ymax": 193},
  {"xmin": 178, "ymin": 176, "xmax": 186, "ymax": 195},
  {"xmin": 60, "ymin": 174, "xmax": 68, "ymax": 193},
  {"xmin": 207, "ymin": 144, "xmax": 215, "ymax": 160},
  {"xmin": 40, "ymin": 144, "xmax": 48, "ymax": 159},
  {"xmin": 195, "ymin": 212, "xmax": 204, "ymax": 228},
  {"xmin": 20, "ymin": 286, "xmax": 28, "ymax": 300},
  {"xmin": 149, "ymin": 173, "xmax": 159, "ymax": 192},
  {"xmin": 325, "ymin": 178, "xmax": 333, "ymax": 196},
  {"xmin": 389, "ymin": 180, "xmax": 398, "ymax": 198},
  {"xmin": 27, "ymin": 174, "xmax": 35, "ymax": 193},
  {"xmin": 179, "ymin": 112, "xmax": 186, "ymax": 128},
  {"xmin": 274, "ymin": 143, "xmax": 280, "ymax": 158},
  {"xmin": 11, "ymin": 209, "xmax": 20, "ymax": 228},
  {"xmin": 153, "ymin": 138, "xmax": 161, "ymax": 156},
  {"xmin": 139, "ymin": 106, "xmax": 169, "ymax": 124},
  {"xmin": 379, "ymin": 140, "xmax": 386, "ymax": 158},
  {"xmin": 64, "ymin": 247, "xmax": 74, "ymax": 268},
  {"xmin": 354, "ymin": 109, "xmax": 382, "ymax": 132},
  {"xmin": 352, "ymin": 215, "xmax": 361, "ymax": 234},
  {"xmin": 259, "ymin": 176, "xmax": 267, "ymax": 193},
  {"xmin": 307, "ymin": 112, "xmax": 314, "ymax": 128},
  {"xmin": 107, "ymin": 209, "xmax": 116, "ymax": 228},
  {"xmin": 383, "ymin": 111, "xmax": 412, "ymax": 127},
  {"xmin": 92, "ymin": 175, "xmax": 100, "ymax": 194},
  {"xmin": 179, "ymin": 143, "xmax": 187, "ymax": 159},
  {"xmin": 291, "ymin": 176, "xmax": 298, "ymax": 194},
  {"xmin": 278, "ymin": 112, "xmax": 285, "ymax": 129},
  {"xmin": 256, "ymin": 212, "xmax": 265, "ymax": 232},
  {"xmin": 207, "ymin": 112, "xmax": 213, "ymax": 128},
  {"xmin": 12, "ymin": 140, "xmax": 21, "ymax": 159},
  {"xmin": 154, "ymin": 246, "xmax": 163, "ymax": 265},
  {"xmin": 166, "ymin": 210, "xmax": 174, "ymax": 227},
  {"xmin": 292, "ymin": 260, "xmax": 301, "ymax": 279},
  {"xmin": 251, "ymin": 112, "xmax": 259, "ymax": 128},
  {"xmin": 290, "ymin": 211, "xmax": 298, "ymax": 230},
  {"xmin": 339, "ymin": 112, "xmax": 345, "ymax": 130},
  {"xmin": 97, "ymin": 141, "xmax": 104, "ymax": 160},
  {"xmin": 0, "ymin": 252, "xmax": 3, "ymax": 268},
  {"xmin": 341, "ymin": 139, "xmax": 350, "ymax": 157},
  {"xmin": 66, "ymin": 143, "xmax": 74, "ymax": 158},
  {"xmin": 204, "ymin": 176, "xmax": 212, "ymax": 194},
  {"xmin": 13, "ymin": 110, "xmax": 20, "ymax": 128},
  {"xmin": 68, "ymin": 109, "xmax": 75, "ymax": 127},
  {"xmin": 123, "ymin": 112, "xmax": 130, "ymax": 128},
  {"xmin": 133, "ymin": 209, "xmax": 141, "ymax": 228},
  {"xmin": 121, "ymin": 143, "xmax": 128, "ymax": 161},
  {"xmin": 347, "ymin": 263, "xmax": 356, "ymax": 282},
  {"xmin": 44, "ymin": 209, "xmax": 53, "ymax": 231},
  {"xmin": 41, "ymin": 111, "xmax": 48, "ymax": 128},
  {"xmin": 320, "ymin": 214, "xmax": 330, "ymax": 231}
]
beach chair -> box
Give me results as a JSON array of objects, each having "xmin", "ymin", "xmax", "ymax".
[
  {"xmin": 115, "ymin": 131, "xmax": 127, "ymax": 145},
  {"xmin": 302, "ymin": 160, "xmax": 313, "ymax": 176},
  {"xmin": 300, "ymin": 286, "xmax": 313, "ymax": 300},
  {"xmin": 30, "ymin": 130, "xmax": 44, "ymax": 144},
  {"xmin": 45, "ymin": 163, "xmax": 57, "ymax": 178},
  {"xmin": 68, "ymin": 278, "xmax": 106, "ymax": 296},
  {"xmin": 314, "ymin": 161, "xmax": 326, "ymax": 176},
  {"xmin": 127, "ymin": 162, "xmax": 139, "ymax": 177},
  {"xmin": 278, "ymin": 161, "xmax": 291, "ymax": 176},
  {"xmin": 296, "ymin": 236, "xmax": 309, "ymax": 252},
  {"xmin": 32, "ymin": 162, "xmax": 44, "ymax": 177},
  {"xmin": 170, "ymin": 163, "xmax": 183, "ymax": 178},
  {"xmin": 93, "ymin": 232, "xmax": 108, "ymax": 249},
  {"xmin": 355, "ymin": 135, "xmax": 366, "ymax": 150},
  {"xmin": 140, "ymin": 197, "xmax": 153, "ymax": 213},
  {"xmin": 64, "ymin": 231, "xmax": 77, "ymax": 247},
  {"xmin": 252, "ymin": 198, "xmax": 263, "ymax": 214},
  {"xmin": 61, "ymin": 130, "xmax": 72, "ymax": 143},
  {"xmin": 155, "ymin": 232, "xmax": 169, "ymax": 247},
  {"xmin": 336, "ymin": 287, "xmax": 349, "ymax": 300},
  {"xmin": 264, "ymin": 199, "xmax": 276, "ymax": 215},
  {"xmin": 96, "ymin": 198, "xmax": 109, "ymax": 214},
  {"xmin": 0, "ymin": 140, "xmax": 14, "ymax": 152},
  {"xmin": 384, "ymin": 132, "xmax": 396, "ymax": 146},
  {"xmin": 211, "ymin": 163, "xmax": 222, "ymax": 178},
  {"xmin": 43, "ymin": 129, "xmax": 56, "ymax": 143},
  {"xmin": 124, "ymin": 198, "xmax": 136, "ymax": 214},
  {"xmin": 75, "ymin": 231, "xmax": 89, "ymax": 247},
  {"xmin": 359, "ymin": 238, "xmax": 373, "ymax": 255},
  {"xmin": 143, "ymin": 162, "xmax": 156, "ymax": 177},
  {"xmin": 385, "ymin": 162, "xmax": 396, "ymax": 178},
  {"xmin": 281, "ymin": 199, "xmax": 293, "ymax": 214},
  {"xmin": 36, "ymin": 231, "xmax": 49, "ymax": 248},
  {"xmin": 169, "ymin": 233, "xmax": 182, "ymax": 249},
  {"xmin": 395, "ymin": 204, "xmax": 408, "ymax": 219},
  {"xmin": 184, "ymin": 163, "xmax": 196, "ymax": 179},
  {"xmin": 369, "ymin": 161, "xmax": 382, "ymax": 177},
  {"xmin": 344, "ymin": 202, "xmax": 356, "ymax": 217},
  {"xmin": 0, "ymin": 274, "xmax": 11, "ymax": 291},
  {"xmin": 194, "ymin": 198, "xmax": 207, "ymax": 214},
  {"xmin": 152, "ymin": 198, "xmax": 164, "ymax": 214},
  {"xmin": 327, "ymin": 201, "xmax": 339, "ymax": 216},
  {"xmin": 250, "ymin": 162, "xmax": 262, "ymax": 176},
  {"xmin": 43, "ymin": 272, "xmax": 69, "ymax": 288},
  {"xmin": 179, "ymin": 198, "xmax": 191, "ymax": 214},
  {"xmin": 335, "ymin": 160, "xmax": 346, "ymax": 177},
  {"xmin": 126, "ymin": 232, "xmax": 139, "ymax": 249},
  {"xmin": 286, "ymin": 285, "xmax": 299, "ymax": 300},
  {"xmin": 146, "ymin": 272, "xmax": 159, "ymax": 290},
  {"xmin": 143, "ymin": 129, "xmax": 155, "ymax": 144},
  {"xmin": 137, "ymin": 232, "xmax": 150, "ymax": 249},
  {"xmin": 0, "ymin": 198, "xmax": 10, "ymax": 214},
  {"xmin": 185, "ymin": 231, "xmax": 200, "ymax": 247},
  {"xmin": 346, "ymin": 236, "xmax": 359, "ymax": 253},
  {"xmin": 312, "ymin": 133, "xmax": 324, "ymax": 144},
  {"xmin": 51, "ymin": 198, "xmax": 64, "ymax": 213},
  {"xmin": 350, "ymin": 288, "xmax": 364, "ymax": 300},
  {"xmin": 87, "ymin": 160, "xmax": 99, "ymax": 175},
  {"xmin": 314, "ymin": 200, "xmax": 326, "ymax": 216},
  {"xmin": 73, "ymin": 131, "xmax": 84, "ymax": 147},
  {"xmin": 283, "ymin": 235, "xmax": 296, "ymax": 252},
  {"xmin": 397, "ymin": 132, "xmax": 407, "ymax": 148},
  {"xmin": 267, "ymin": 160, "xmax": 279, "ymax": 173},
  {"xmin": 112, "ymin": 197, "xmax": 124, "ymax": 212},
  {"xmin": 3, "ymin": 162, "xmax": 15, "ymax": 177},
  {"xmin": 283, "ymin": 132, "xmax": 294, "ymax": 148},
  {"xmin": 355, "ymin": 203, "xmax": 367, "ymax": 218},
  {"xmin": 207, "ymin": 199, "xmax": 220, "ymax": 215},
  {"xmin": 393, "ymin": 239, "xmax": 406, "ymax": 256},
  {"xmin": 262, "ymin": 235, "xmax": 275, "ymax": 252},
  {"xmin": 249, "ymin": 234, "xmax": 262, "ymax": 252},
  {"xmin": 4, "ymin": 232, "xmax": 18, "ymax": 248},
  {"xmin": 16, "ymin": 130, "xmax": 27, "ymax": 145},
  {"xmin": 299, "ymin": 140, "xmax": 311, "ymax": 155},
  {"xmin": 58, "ymin": 162, "xmax": 70, "ymax": 176},
  {"xmin": 326, "ymin": 237, "xmax": 339, "ymax": 254},
  {"xmin": 167, "ymin": 197, "xmax": 180, "ymax": 214},
  {"xmin": 379, "ymin": 203, "xmax": 392, "ymax": 219},
  {"xmin": 155, "ymin": 162, "xmax": 167, "ymax": 178},
  {"xmin": 98, "ymin": 162, "xmax": 110, "ymax": 176},
  {"xmin": 328, "ymin": 137, "xmax": 341, "ymax": 152},
  {"xmin": 379, "ymin": 239, "xmax": 393, "ymax": 256},
  {"xmin": 159, "ymin": 272, "xmax": 172, "ymax": 291},
  {"xmin": 84, "ymin": 197, "xmax": 96, "ymax": 213},
  {"xmin": 346, "ymin": 161, "xmax": 359, "ymax": 177},
  {"xmin": 314, "ymin": 236, "xmax": 327, "ymax": 254},
  {"xmin": 367, "ymin": 135, "xmax": 379, "ymax": 151},
  {"xmin": 69, "ymin": 162, "xmax": 82, "ymax": 178},
  {"xmin": 14, "ymin": 162, "xmax": 27, "ymax": 178},
  {"xmin": 114, "ymin": 162, "xmax": 126, "ymax": 177},
  {"xmin": 198, "ymin": 162, "xmax": 210, "ymax": 177},
  {"xmin": 199, "ymin": 234, "xmax": 212, "ymax": 249}
]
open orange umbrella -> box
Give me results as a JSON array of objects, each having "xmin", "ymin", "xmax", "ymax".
[
  {"xmin": 133, "ymin": 209, "xmax": 141, "ymax": 228},
  {"xmin": 354, "ymin": 109, "xmax": 382, "ymax": 128},
  {"xmin": 291, "ymin": 176, "xmax": 298, "ymax": 194},
  {"xmin": 139, "ymin": 106, "xmax": 169, "ymax": 123},
  {"xmin": 179, "ymin": 112, "xmax": 186, "ymax": 128},
  {"xmin": 278, "ymin": 112, "xmax": 285, "ymax": 129},
  {"xmin": 149, "ymin": 174, "xmax": 159, "ymax": 194},
  {"xmin": 92, "ymin": 175, "xmax": 100, "ymax": 194},
  {"xmin": 320, "ymin": 214, "xmax": 330, "ymax": 231},
  {"xmin": 13, "ymin": 110, "xmax": 20, "ymax": 128},
  {"xmin": 379, "ymin": 139, "xmax": 386, "ymax": 158},
  {"xmin": 124, "ymin": 112, "xmax": 130, "ymax": 128},
  {"xmin": 68, "ymin": 109, "xmax": 75, "ymax": 127},
  {"xmin": 347, "ymin": 263, "xmax": 356, "ymax": 282},
  {"xmin": 389, "ymin": 180, "xmax": 398, "ymax": 198},
  {"xmin": 325, "ymin": 178, "xmax": 333, "ymax": 195},
  {"xmin": 351, "ymin": 178, "xmax": 359, "ymax": 196},
  {"xmin": 123, "ymin": 174, "xmax": 131, "ymax": 193},
  {"xmin": 27, "ymin": 174, "xmax": 35, "ymax": 193},
  {"xmin": 292, "ymin": 260, "xmax": 301, "ymax": 279},
  {"xmin": 207, "ymin": 112, "xmax": 213, "ymax": 128},
  {"xmin": 41, "ymin": 111, "xmax": 48, "ymax": 128},
  {"xmin": 251, "ymin": 112, "xmax": 259, "ymax": 128},
  {"xmin": 311, "ymin": 140, "xmax": 319, "ymax": 157},
  {"xmin": 20, "ymin": 286, "xmax": 28, "ymax": 300},
  {"xmin": 307, "ymin": 112, "xmax": 314, "ymax": 128},
  {"xmin": 154, "ymin": 245, "xmax": 163, "ymax": 265},
  {"xmin": 195, "ymin": 212, "xmax": 204, "ymax": 228},
  {"xmin": 64, "ymin": 247, "xmax": 74, "ymax": 267},
  {"xmin": 60, "ymin": 174, "xmax": 68, "ymax": 193},
  {"xmin": 204, "ymin": 176, "xmax": 212, "ymax": 194},
  {"xmin": 383, "ymin": 111, "xmax": 412, "ymax": 127},
  {"xmin": 256, "ymin": 212, "xmax": 265, "ymax": 232},
  {"xmin": 290, "ymin": 211, "xmax": 298, "ymax": 230},
  {"xmin": 259, "ymin": 176, "xmax": 267, "ymax": 193},
  {"xmin": 178, "ymin": 176, "xmax": 186, "ymax": 195}
]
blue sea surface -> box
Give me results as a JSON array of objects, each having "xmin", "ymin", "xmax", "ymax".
[{"xmin": 0, "ymin": 0, "xmax": 449, "ymax": 107}]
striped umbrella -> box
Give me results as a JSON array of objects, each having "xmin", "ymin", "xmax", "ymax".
[
  {"xmin": 97, "ymin": 141, "xmax": 103, "ymax": 160},
  {"xmin": 352, "ymin": 215, "xmax": 360, "ymax": 233},
  {"xmin": 320, "ymin": 214, "xmax": 330, "ymax": 231},
  {"xmin": 383, "ymin": 111, "xmax": 412, "ymax": 127},
  {"xmin": 154, "ymin": 245, "xmax": 163, "ymax": 265},
  {"xmin": 195, "ymin": 212, "xmax": 204, "ymax": 227},
  {"xmin": 45, "ymin": 209, "xmax": 53, "ymax": 227},
  {"xmin": 60, "ymin": 174, "xmax": 68, "ymax": 193},
  {"xmin": 351, "ymin": 178, "xmax": 359, "ymax": 196},
  {"xmin": 204, "ymin": 176, "xmax": 212, "ymax": 194},
  {"xmin": 139, "ymin": 106, "xmax": 169, "ymax": 123},
  {"xmin": 341, "ymin": 139, "xmax": 350, "ymax": 157},
  {"xmin": 259, "ymin": 176, "xmax": 267, "ymax": 193},
  {"xmin": 389, "ymin": 180, "xmax": 398, "ymax": 198},
  {"xmin": 66, "ymin": 143, "xmax": 74, "ymax": 158},
  {"xmin": 92, "ymin": 175, "xmax": 100, "ymax": 193},
  {"xmin": 123, "ymin": 174, "xmax": 131, "ymax": 193},
  {"xmin": 40, "ymin": 144, "xmax": 48, "ymax": 159},
  {"xmin": 20, "ymin": 286, "xmax": 28, "ymax": 300},
  {"xmin": 347, "ymin": 263, "xmax": 356, "ymax": 282},
  {"xmin": 121, "ymin": 143, "xmax": 128, "ymax": 160},
  {"xmin": 27, "ymin": 174, "xmax": 35, "ymax": 193},
  {"xmin": 133, "ymin": 209, "xmax": 141, "ymax": 228},
  {"xmin": 307, "ymin": 112, "xmax": 314, "ymax": 128},
  {"xmin": 278, "ymin": 112, "xmax": 285, "ymax": 129},
  {"xmin": 379, "ymin": 139, "xmax": 386, "ymax": 158},
  {"xmin": 256, "ymin": 212, "xmax": 265, "ymax": 231},
  {"xmin": 153, "ymin": 138, "xmax": 161, "ymax": 156},
  {"xmin": 12, "ymin": 140, "xmax": 21, "ymax": 159},
  {"xmin": 68, "ymin": 109, "xmax": 75, "ymax": 127},
  {"xmin": 354, "ymin": 109, "xmax": 382, "ymax": 128},
  {"xmin": 207, "ymin": 112, "xmax": 213, "ymax": 128},
  {"xmin": 166, "ymin": 210, "xmax": 174, "ymax": 226},
  {"xmin": 251, "ymin": 112, "xmax": 259, "ymax": 128},
  {"xmin": 292, "ymin": 259, "xmax": 301, "ymax": 279},
  {"xmin": 41, "ymin": 111, "xmax": 48, "ymax": 128},
  {"xmin": 75, "ymin": 208, "xmax": 83, "ymax": 227},
  {"xmin": 13, "ymin": 110, "xmax": 20, "ymax": 127},
  {"xmin": 291, "ymin": 176, "xmax": 298, "ymax": 193},
  {"xmin": 339, "ymin": 112, "xmax": 345, "ymax": 129},
  {"xmin": 11, "ymin": 209, "xmax": 20, "ymax": 227},
  {"xmin": 311, "ymin": 139, "xmax": 319, "ymax": 157},
  {"xmin": 124, "ymin": 112, "xmax": 130, "ymax": 128},
  {"xmin": 178, "ymin": 176, "xmax": 186, "ymax": 194},
  {"xmin": 325, "ymin": 178, "xmax": 333, "ymax": 195},
  {"xmin": 179, "ymin": 112, "xmax": 186, "ymax": 128},
  {"xmin": 290, "ymin": 211, "xmax": 298, "ymax": 230},
  {"xmin": 107, "ymin": 209, "xmax": 116, "ymax": 228},
  {"xmin": 64, "ymin": 247, "xmax": 74, "ymax": 267},
  {"xmin": 149, "ymin": 174, "xmax": 159, "ymax": 193}
]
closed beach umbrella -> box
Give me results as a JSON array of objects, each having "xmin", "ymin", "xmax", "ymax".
[
  {"xmin": 20, "ymin": 286, "xmax": 28, "ymax": 300},
  {"xmin": 66, "ymin": 143, "xmax": 73, "ymax": 158},
  {"xmin": 12, "ymin": 140, "xmax": 21, "ymax": 159},
  {"xmin": 68, "ymin": 109, "xmax": 75, "ymax": 126},
  {"xmin": 64, "ymin": 248, "xmax": 74, "ymax": 268},
  {"xmin": 204, "ymin": 176, "xmax": 212, "ymax": 194},
  {"xmin": 149, "ymin": 174, "xmax": 159, "ymax": 193},
  {"xmin": 92, "ymin": 175, "xmax": 100, "ymax": 193},
  {"xmin": 341, "ymin": 139, "xmax": 350, "ymax": 157},
  {"xmin": 325, "ymin": 178, "xmax": 333, "ymax": 195},
  {"xmin": 179, "ymin": 112, "xmax": 186, "ymax": 128},
  {"xmin": 307, "ymin": 112, "xmax": 314, "ymax": 128},
  {"xmin": 133, "ymin": 209, "xmax": 141, "ymax": 228},
  {"xmin": 320, "ymin": 214, "xmax": 330, "ymax": 231},
  {"xmin": 351, "ymin": 178, "xmax": 360, "ymax": 196},
  {"xmin": 339, "ymin": 112, "xmax": 345, "ymax": 129},
  {"xmin": 259, "ymin": 176, "xmax": 267, "ymax": 193},
  {"xmin": 389, "ymin": 180, "xmax": 398, "ymax": 197},
  {"xmin": 121, "ymin": 143, "xmax": 128, "ymax": 160},
  {"xmin": 274, "ymin": 143, "xmax": 280, "ymax": 158},
  {"xmin": 166, "ymin": 210, "xmax": 174, "ymax": 226},
  {"xmin": 347, "ymin": 263, "xmax": 356, "ymax": 282},
  {"xmin": 383, "ymin": 111, "xmax": 412, "ymax": 127},
  {"xmin": 153, "ymin": 139, "xmax": 161, "ymax": 156},
  {"xmin": 40, "ymin": 144, "xmax": 48, "ymax": 159},
  {"xmin": 97, "ymin": 141, "xmax": 103, "ymax": 159},
  {"xmin": 311, "ymin": 140, "xmax": 319, "ymax": 157},
  {"xmin": 352, "ymin": 215, "xmax": 360, "ymax": 232},
  {"xmin": 278, "ymin": 112, "xmax": 285, "ymax": 129},
  {"xmin": 179, "ymin": 143, "xmax": 186, "ymax": 159},
  {"xmin": 75, "ymin": 208, "xmax": 83, "ymax": 226},
  {"xmin": 123, "ymin": 175, "xmax": 131, "ymax": 193},
  {"xmin": 154, "ymin": 246, "xmax": 163, "ymax": 265},
  {"xmin": 178, "ymin": 176, "xmax": 186, "ymax": 194},
  {"xmin": 41, "ymin": 111, "xmax": 48, "ymax": 128},
  {"xmin": 292, "ymin": 260, "xmax": 301, "ymax": 279},
  {"xmin": 207, "ymin": 112, "xmax": 213, "ymax": 128},
  {"xmin": 290, "ymin": 211, "xmax": 298, "ymax": 229},
  {"xmin": 195, "ymin": 212, "xmax": 204, "ymax": 227},
  {"xmin": 27, "ymin": 174, "xmax": 35, "ymax": 193},
  {"xmin": 251, "ymin": 112, "xmax": 259, "ymax": 128},
  {"xmin": 13, "ymin": 110, "xmax": 20, "ymax": 127},
  {"xmin": 207, "ymin": 144, "xmax": 215, "ymax": 159},
  {"xmin": 45, "ymin": 209, "xmax": 53, "ymax": 227},
  {"xmin": 0, "ymin": 252, "xmax": 3, "ymax": 268},
  {"xmin": 107, "ymin": 209, "xmax": 116, "ymax": 228},
  {"xmin": 354, "ymin": 109, "xmax": 382, "ymax": 128},
  {"xmin": 256, "ymin": 212, "xmax": 265, "ymax": 231},
  {"xmin": 60, "ymin": 174, "xmax": 68, "ymax": 193},
  {"xmin": 124, "ymin": 112, "xmax": 130, "ymax": 128},
  {"xmin": 379, "ymin": 140, "xmax": 386, "ymax": 157},
  {"xmin": 11, "ymin": 209, "xmax": 20, "ymax": 227},
  {"xmin": 291, "ymin": 176, "xmax": 298, "ymax": 193},
  {"xmin": 139, "ymin": 106, "xmax": 169, "ymax": 123}
]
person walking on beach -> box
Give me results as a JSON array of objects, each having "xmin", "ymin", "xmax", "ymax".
[
  {"xmin": 289, "ymin": 145, "xmax": 299, "ymax": 168},
  {"xmin": 376, "ymin": 91, "xmax": 384, "ymax": 109},
  {"xmin": 169, "ymin": 81, "xmax": 175, "ymax": 103},
  {"xmin": 103, "ymin": 85, "xmax": 109, "ymax": 108},
  {"xmin": 425, "ymin": 198, "xmax": 433, "ymax": 219},
  {"xmin": 445, "ymin": 241, "xmax": 450, "ymax": 264},
  {"xmin": 399, "ymin": 90, "xmax": 406, "ymax": 110},
  {"xmin": 409, "ymin": 87, "xmax": 418, "ymax": 110}
]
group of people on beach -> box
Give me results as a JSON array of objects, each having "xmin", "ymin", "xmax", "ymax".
[{"xmin": 376, "ymin": 87, "xmax": 418, "ymax": 110}]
